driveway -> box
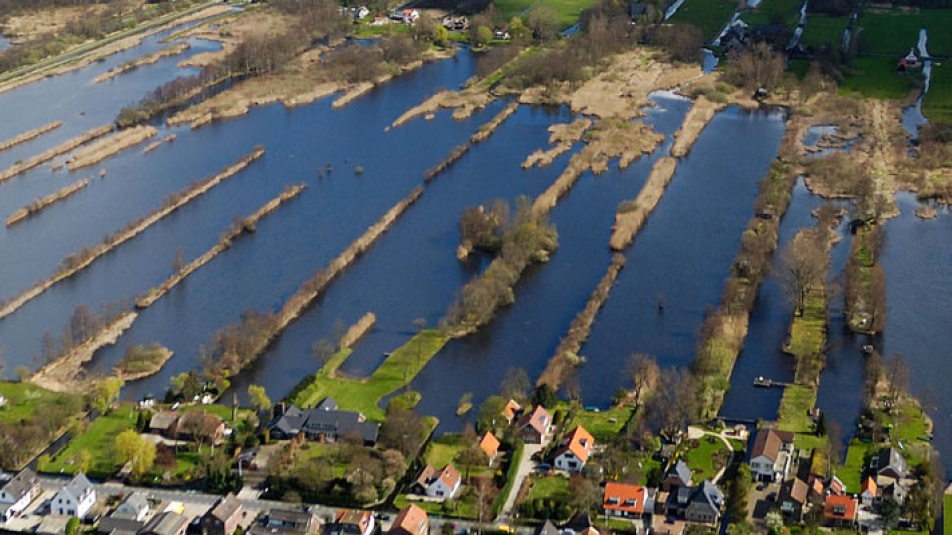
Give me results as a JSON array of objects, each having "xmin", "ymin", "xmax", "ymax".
[{"xmin": 497, "ymin": 430, "xmax": 553, "ymax": 521}]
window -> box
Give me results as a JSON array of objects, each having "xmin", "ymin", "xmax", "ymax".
[{"xmin": 607, "ymin": 497, "xmax": 619, "ymax": 504}]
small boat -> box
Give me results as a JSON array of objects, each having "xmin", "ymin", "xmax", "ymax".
[{"xmin": 862, "ymin": 344, "xmax": 874, "ymax": 355}]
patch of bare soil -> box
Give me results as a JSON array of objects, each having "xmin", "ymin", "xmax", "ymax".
[{"xmin": 568, "ymin": 49, "xmax": 702, "ymax": 119}]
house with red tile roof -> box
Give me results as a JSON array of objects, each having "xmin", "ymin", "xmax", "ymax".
[
  {"xmin": 410, "ymin": 464, "xmax": 461, "ymax": 499},
  {"xmin": 861, "ymin": 476, "xmax": 878, "ymax": 507},
  {"xmin": 517, "ymin": 406, "xmax": 551, "ymax": 444},
  {"xmin": 502, "ymin": 400, "xmax": 522, "ymax": 423},
  {"xmin": 479, "ymin": 432, "xmax": 501, "ymax": 465},
  {"xmin": 602, "ymin": 482, "xmax": 653, "ymax": 519},
  {"xmin": 389, "ymin": 505, "xmax": 428, "ymax": 535},
  {"xmin": 823, "ymin": 494, "xmax": 857, "ymax": 528},
  {"xmin": 554, "ymin": 426, "xmax": 594, "ymax": 472}
]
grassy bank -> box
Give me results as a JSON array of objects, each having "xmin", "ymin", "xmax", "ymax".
[
  {"xmin": 669, "ymin": 0, "xmax": 739, "ymax": 41},
  {"xmin": 0, "ymin": 120, "xmax": 62, "ymax": 153},
  {"xmin": 923, "ymin": 62, "xmax": 952, "ymax": 126},
  {"xmin": 137, "ymin": 184, "xmax": 306, "ymax": 308},
  {"xmin": 777, "ymin": 385, "xmax": 825, "ymax": 451},
  {"xmin": 0, "ymin": 147, "xmax": 264, "ymax": 323},
  {"xmin": 845, "ymin": 222, "xmax": 884, "ymax": 333},
  {"xmin": 42, "ymin": 406, "xmax": 139, "ymax": 478},
  {"xmin": 6, "ymin": 178, "xmax": 90, "ymax": 226},
  {"xmin": 289, "ymin": 329, "xmax": 449, "ymax": 421},
  {"xmin": 0, "ymin": 382, "xmax": 85, "ymax": 470}
]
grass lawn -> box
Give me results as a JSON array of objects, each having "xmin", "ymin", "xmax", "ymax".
[
  {"xmin": 944, "ymin": 493, "xmax": 952, "ymax": 535},
  {"xmin": 394, "ymin": 494, "xmax": 478, "ymax": 519},
  {"xmin": 670, "ymin": 0, "xmax": 740, "ymax": 41},
  {"xmin": 856, "ymin": 8, "xmax": 952, "ymax": 57},
  {"xmin": 685, "ymin": 436, "xmax": 730, "ymax": 481},
  {"xmin": 923, "ymin": 62, "xmax": 952, "ymax": 126},
  {"xmin": 290, "ymin": 329, "xmax": 449, "ymax": 421},
  {"xmin": 741, "ymin": 0, "xmax": 804, "ymax": 29},
  {"xmin": 777, "ymin": 385, "xmax": 828, "ymax": 451},
  {"xmin": 424, "ymin": 434, "xmax": 489, "ymax": 475},
  {"xmin": 786, "ymin": 288, "xmax": 826, "ymax": 361},
  {"xmin": 181, "ymin": 403, "xmax": 252, "ymax": 427},
  {"xmin": 566, "ymin": 405, "xmax": 634, "ymax": 442},
  {"xmin": 492, "ymin": 0, "xmax": 595, "ymax": 29},
  {"xmin": 0, "ymin": 382, "xmax": 82, "ymax": 425},
  {"xmin": 800, "ymin": 14, "xmax": 848, "ymax": 49},
  {"xmin": 839, "ymin": 56, "xmax": 911, "ymax": 100},
  {"xmin": 528, "ymin": 475, "xmax": 571, "ymax": 502},
  {"xmin": 295, "ymin": 443, "xmax": 349, "ymax": 478},
  {"xmin": 44, "ymin": 406, "xmax": 139, "ymax": 478},
  {"xmin": 838, "ymin": 440, "xmax": 872, "ymax": 493}
]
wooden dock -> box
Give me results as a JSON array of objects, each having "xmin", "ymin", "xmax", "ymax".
[{"xmin": 753, "ymin": 376, "xmax": 794, "ymax": 388}]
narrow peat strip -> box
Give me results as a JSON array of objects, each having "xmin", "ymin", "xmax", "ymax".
[
  {"xmin": 0, "ymin": 124, "xmax": 113, "ymax": 184},
  {"xmin": 0, "ymin": 121, "xmax": 63, "ymax": 153},
  {"xmin": 6, "ymin": 178, "xmax": 91, "ymax": 226},
  {"xmin": 608, "ymin": 156, "xmax": 678, "ymax": 250},
  {"xmin": 66, "ymin": 126, "xmax": 157, "ymax": 170}
]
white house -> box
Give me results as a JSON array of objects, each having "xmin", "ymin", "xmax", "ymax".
[
  {"xmin": 749, "ymin": 428, "xmax": 794, "ymax": 482},
  {"xmin": 51, "ymin": 473, "xmax": 96, "ymax": 520},
  {"xmin": 113, "ymin": 492, "xmax": 150, "ymax": 522},
  {"xmin": 411, "ymin": 465, "xmax": 461, "ymax": 500},
  {"xmin": 0, "ymin": 468, "xmax": 41, "ymax": 522},
  {"xmin": 553, "ymin": 426, "xmax": 594, "ymax": 473}
]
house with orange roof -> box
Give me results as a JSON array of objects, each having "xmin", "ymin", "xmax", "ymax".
[
  {"xmin": 860, "ymin": 476, "xmax": 878, "ymax": 506},
  {"xmin": 554, "ymin": 426, "xmax": 594, "ymax": 472},
  {"xmin": 823, "ymin": 494, "xmax": 857, "ymax": 528},
  {"xmin": 389, "ymin": 505, "xmax": 428, "ymax": 535},
  {"xmin": 479, "ymin": 432, "xmax": 501, "ymax": 465},
  {"xmin": 327, "ymin": 510, "xmax": 375, "ymax": 535},
  {"xmin": 602, "ymin": 482, "xmax": 653, "ymax": 520},
  {"xmin": 517, "ymin": 406, "xmax": 551, "ymax": 444},
  {"xmin": 410, "ymin": 464, "xmax": 461, "ymax": 499},
  {"xmin": 503, "ymin": 399, "xmax": 522, "ymax": 423}
]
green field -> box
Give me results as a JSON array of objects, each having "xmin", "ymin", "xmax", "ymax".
[
  {"xmin": 923, "ymin": 62, "xmax": 952, "ymax": 126},
  {"xmin": 800, "ymin": 14, "xmax": 848, "ymax": 49},
  {"xmin": 685, "ymin": 436, "xmax": 731, "ymax": 481},
  {"xmin": 740, "ymin": 0, "xmax": 804, "ymax": 29},
  {"xmin": 528, "ymin": 475, "xmax": 572, "ymax": 501},
  {"xmin": 492, "ymin": 0, "xmax": 597, "ymax": 29},
  {"xmin": 44, "ymin": 407, "xmax": 139, "ymax": 478},
  {"xmin": 944, "ymin": 493, "xmax": 952, "ymax": 535},
  {"xmin": 565, "ymin": 405, "xmax": 634, "ymax": 442},
  {"xmin": 670, "ymin": 0, "xmax": 740, "ymax": 41},
  {"xmin": 857, "ymin": 8, "xmax": 952, "ymax": 57},
  {"xmin": 0, "ymin": 382, "xmax": 82, "ymax": 425},
  {"xmin": 777, "ymin": 385, "xmax": 828, "ymax": 451},
  {"xmin": 839, "ymin": 56, "xmax": 912, "ymax": 100},
  {"xmin": 290, "ymin": 329, "xmax": 449, "ymax": 421},
  {"xmin": 838, "ymin": 440, "xmax": 873, "ymax": 493}
]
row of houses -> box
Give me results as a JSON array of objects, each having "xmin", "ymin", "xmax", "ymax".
[{"xmin": 601, "ymin": 460, "xmax": 724, "ymax": 525}]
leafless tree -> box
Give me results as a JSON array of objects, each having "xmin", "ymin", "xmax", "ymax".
[
  {"xmin": 724, "ymin": 42, "xmax": 785, "ymax": 92},
  {"xmin": 626, "ymin": 353, "xmax": 660, "ymax": 407},
  {"xmin": 780, "ymin": 233, "xmax": 826, "ymax": 316},
  {"xmin": 500, "ymin": 367, "xmax": 531, "ymax": 402}
]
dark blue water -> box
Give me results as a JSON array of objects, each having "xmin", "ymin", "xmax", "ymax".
[
  {"xmin": 227, "ymin": 102, "xmax": 578, "ymax": 402},
  {"xmin": 576, "ymin": 105, "xmax": 787, "ymax": 408},
  {"xmin": 0, "ymin": 34, "xmax": 10, "ymax": 53},
  {"xmin": 880, "ymin": 193, "xmax": 952, "ymax": 471},
  {"xmin": 409, "ymin": 93, "xmax": 693, "ymax": 430},
  {"xmin": 0, "ymin": 50, "xmax": 485, "ymax": 381}
]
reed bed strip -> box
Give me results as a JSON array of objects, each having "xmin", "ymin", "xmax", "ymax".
[
  {"xmin": 67, "ymin": 125, "xmax": 157, "ymax": 170},
  {"xmin": 670, "ymin": 96, "xmax": 725, "ymax": 158},
  {"xmin": 609, "ymin": 156, "xmax": 678, "ymax": 250},
  {"xmin": 30, "ymin": 311, "xmax": 138, "ymax": 392},
  {"xmin": 143, "ymin": 134, "xmax": 176, "ymax": 154},
  {"xmin": 6, "ymin": 178, "xmax": 90, "ymax": 226},
  {"xmin": 339, "ymin": 312, "xmax": 376, "ymax": 350},
  {"xmin": 94, "ymin": 42, "xmax": 191, "ymax": 83},
  {"xmin": 470, "ymin": 102, "xmax": 518, "ymax": 143},
  {"xmin": 135, "ymin": 183, "xmax": 306, "ymax": 308},
  {"xmin": 0, "ymin": 147, "xmax": 265, "ymax": 323},
  {"xmin": 0, "ymin": 124, "xmax": 112, "ymax": 184},
  {"xmin": 0, "ymin": 121, "xmax": 63, "ymax": 153},
  {"xmin": 537, "ymin": 253, "xmax": 626, "ymax": 388},
  {"xmin": 423, "ymin": 103, "xmax": 520, "ymax": 182}
]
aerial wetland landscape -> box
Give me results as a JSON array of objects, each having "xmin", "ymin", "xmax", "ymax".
[{"xmin": 0, "ymin": 0, "xmax": 951, "ymax": 534}]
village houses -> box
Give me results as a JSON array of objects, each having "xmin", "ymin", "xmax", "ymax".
[
  {"xmin": 51, "ymin": 473, "xmax": 96, "ymax": 520},
  {"xmin": 553, "ymin": 426, "xmax": 594, "ymax": 472},
  {"xmin": 0, "ymin": 467, "xmax": 40, "ymax": 523}
]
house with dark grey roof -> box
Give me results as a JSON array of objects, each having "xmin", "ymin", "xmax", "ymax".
[
  {"xmin": 51, "ymin": 472, "xmax": 96, "ymax": 520},
  {"xmin": 873, "ymin": 447, "xmax": 907, "ymax": 480},
  {"xmin": 249, "ymin": 508, "xmax": 319, "ymax": 535},
  {"xmin": 267, "ymin": 399, "xmax": 379, "ymax": 445},
  {"xmin": 665, "ymin": 480, "xmax": 723, "ymax": 524},
  {"xmin": 0, "ymin": 467, "xmax": 40, "ymax": 522},
  {"xmin": 533, "ymin": 521, "xmax": 559, "ymax": 535},
  {"xmin": 141, "ymin": 512, "xmax": 189, "ymax": 535},
  {"xmin": 96, "ymin": 515, "xmax": 144, "ymax": 535},
  {"xmin": 661, "ymin": 460, "xmax": 692, "ymax": 492},
  {"xmin": 779, "ymin": 478, "xmax": 809, "ymax": 522}
]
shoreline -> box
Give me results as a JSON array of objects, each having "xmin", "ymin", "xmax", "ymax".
[{"xmin": 94, "ymin": 41, "xmax": 191, "ymax": 84}]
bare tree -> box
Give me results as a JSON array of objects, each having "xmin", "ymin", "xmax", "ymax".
[
  {"xmin": 886, "ymin": 353, "xmax": 910, "ymax": 402},
  {"xmin": 311, "ymin": 339, "xmax": 336, "ymax": 370},
  {"xmin": 626, "ymin": 353, "xmax": 660, "ymax": 407},
  {"xmin": 648, "ymin": 367, "xmax": 700, "ymax": 439},
  {"xmin": 724, "ymin": 42, "xmax": 785, "ymax": 92},
  {"xmin": 779, "ymin": 233, "xmax": 826, "ymax": 316},
  {"xmin": 500, "ymin": 367, "xmax": 531, "ymax": 402}
]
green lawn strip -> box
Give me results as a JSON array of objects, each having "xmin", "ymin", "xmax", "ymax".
[
  {"xmin": 44, "ymin": 407, "xmax": 139, "ymax": 478},
  {"xmin": 944, "ymin": 493, "xmax": 952, "ymax": 535},
  {"xmin": 493, "ymin": 0, "xmax": 538, "ymax": 23},
  {"xmin": 295, "ymin": 443, "xmax": 349, "ymax": 478},
  {"xmin": 291, "ymin": 330, "xmax": 449, "ymax": 421},
  {"xmin": 670, "ymin": 0, "xmax": 740, "ymax": 41},
  {"xmin": 839, "ymin": 56, "xmax": 911, "ymax": 100},
  {"xmin": 778, "ymin": 385, "xmax": 816, "ymax": 434},
  {"xmin": 786, "ymin": 288, "xmax": 826, "ymax": 361},
  {"xmin": 685, "ymin": 436, "xmax": 730, "ymax": 481},
  {"xmin": 800, "ymin": 14, "xmax": 848, "ymax": 49},
  {"xmin": 528, "ymin": 474, "xmax": 571, "ymax": 502},
  {"xmin": 923, "ymin": 62, "xmax": 952, "ymax": 126},
  {"xmin": 565, "ymin": 405, "xmax": 634, "ymax": 443},
  {"xmin": 425, "ymin": 435, "xmax": 490, "ymax": 474},
  {"xmin": 493, "ymin": 441, "xmax": 524, "ymax": 516},
  {"xmin": 180, "ymin": 403, "xmax": 252, "ymax": 427},
  {"xmin": 0, "ymin": 382, "xmax": 82, "ymax": 425},
  {"xmin": 838, "ymin": 440, "xmax": 872, "ymax": 492},
  {"xmin": 394, "ymin": 494, "xmax": 478, "ymax": 519},
  {"xmin": 539, "ymin": 0, "xmax": 599, "ymax": 29},
  {"xmin": 856, "ymin": 8, "xmax": 952, "ymax": 57},
  {"xmin": 740, "ymin": 0, "xmax": 804, "ymax": 29}
]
